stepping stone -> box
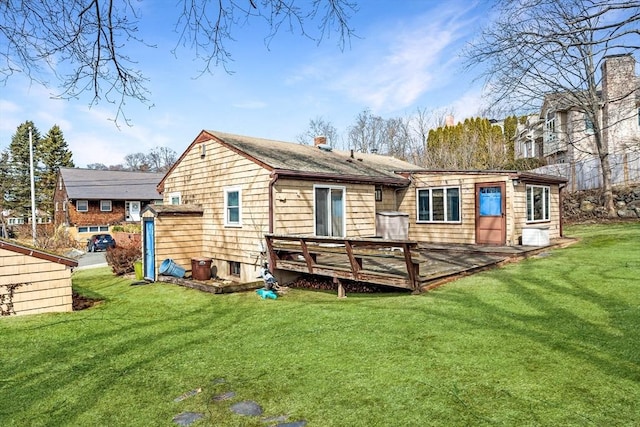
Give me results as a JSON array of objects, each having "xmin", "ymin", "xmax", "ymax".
[
  {"xmin": 173, "ymin": 387, "xmax": 202, "ymax": 402},
  {"xmin": 212, "ymin": 391, "xmax": 236, "ymax": 401},
  {"xmin": 212, "ymin": 378, "xmax": 226, "ymax": 385},
  {"xmin": 172, "ymin": 412, "xmax": 204, "ymax": 426},
  {"xmin": 262, "ymin": 415, "xmax": 289, "ymax": 423},
  {"xmin": 230, "ymin": 400, "xmax": 263, "ymax": 416},
  {"xmin": 275, "ymin": 421, "xmax": 307, "ymax": 427}
]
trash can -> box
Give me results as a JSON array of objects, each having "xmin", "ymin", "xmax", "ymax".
[
  {"xmin": 191, "ymin": 257, "xmax": 212, "ymax": 281},
  {"xmin": 159, "ymin": 259, "xmax": 186, "ymax": 278},
  {"xmin": 134, "ymin": 261, "xmax": 143, "ymax": 280}
]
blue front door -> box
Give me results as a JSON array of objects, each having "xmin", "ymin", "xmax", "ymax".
[{"xmin": 143, "ymin": 219, "xmax": 155, "ymax": 280}]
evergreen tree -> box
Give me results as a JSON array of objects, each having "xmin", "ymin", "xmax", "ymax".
[
  {"xmin": 0, "ymin": 149, "xmax": 10, "ymax": 237},
  {"xmin": 39, "ymin": 125, "xmax": 74, "ymax": 213},
  {"xmin": 7, "ymin": 121, "xmax": 42, "ymax": 216}
]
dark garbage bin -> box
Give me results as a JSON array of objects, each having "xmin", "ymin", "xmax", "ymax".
[{"xmin": 191, "ymin": 257, "xmax": 213, "ymax": 281}]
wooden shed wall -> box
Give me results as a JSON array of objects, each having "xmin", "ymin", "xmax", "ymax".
[
  {"xmin": 0, "ymin": 248, "xmax": 73, "ymax": 316},
  {"xmin": 147, "ymin": 214, "xmax": 204, "ymax": 278}
]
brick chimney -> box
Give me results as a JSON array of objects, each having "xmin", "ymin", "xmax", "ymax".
[
  {"xmin": 445, "ymin": 115, "xmax": 455, "ymax": 127},
  {"xmin": 314, "ymin": 136, "xmax": 327, "ymax": 146}
]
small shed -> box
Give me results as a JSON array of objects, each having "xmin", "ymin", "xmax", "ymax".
[
  {"xmin": 0, "ymin": 240, "xmax": 78, "ymax": 316},
  {"xmin": 141, "ymin": 204, "xmax": 204, "ymax": 281}
]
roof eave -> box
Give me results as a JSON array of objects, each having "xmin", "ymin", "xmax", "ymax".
[{"xmin": 272, "ymin": 169, "xmax": 410, "ymax": 187}]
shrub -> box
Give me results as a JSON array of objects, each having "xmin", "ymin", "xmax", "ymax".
[{"xmin": 105, "ymin": 246, "xmax": 142, "ymax": 275}]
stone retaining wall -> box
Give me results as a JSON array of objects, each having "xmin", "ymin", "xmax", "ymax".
[{"xmin": 563, "ymin": 185, "xmax": 640, "ymax": 222}]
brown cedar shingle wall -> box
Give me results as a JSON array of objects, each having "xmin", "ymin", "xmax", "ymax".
[
  {"xmin": 0, "ymin": 247, "xmax": 74, "ymax": 316},
  {"xmin": 67, "ymin": 200, "xmax": 127, "ymax": 226}
]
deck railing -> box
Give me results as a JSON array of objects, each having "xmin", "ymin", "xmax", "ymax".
[{"xmin": 264, "ymin": 234, "xmax": 422, "ymax": 291}]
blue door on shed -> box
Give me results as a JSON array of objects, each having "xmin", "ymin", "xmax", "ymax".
[{"xmin": 143, "ymin": 218, "xmax": 155, "ymax": 280}]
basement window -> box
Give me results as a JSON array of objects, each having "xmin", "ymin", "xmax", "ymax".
[{"xmin": 229, "ymin": 261, "xmax": 241, "ymax": 277}]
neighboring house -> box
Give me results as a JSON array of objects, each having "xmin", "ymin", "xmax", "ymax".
[
  {"xmin": 515, "ymin": 54, "xmax": 640, "ymax": 190},
  {"xmin": 142, "ymin": 130, "xmax": 566, "ymax": 284},
  {"xmin": 0, "ymin": 239, "xmax": 77, "ymax": 316},
  {"xmin": 514, "ymin": 114, "xmax": 544, "ymax": 160},
  {"xmin": 54, "ymin": 168, "xmax": 164, "ymax": 240}
]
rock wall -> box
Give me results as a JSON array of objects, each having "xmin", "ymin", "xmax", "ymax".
[{"xmin": 563, "ymin": 185, "xmax": 640, "ymax": 222}]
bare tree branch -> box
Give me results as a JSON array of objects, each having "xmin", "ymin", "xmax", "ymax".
[{"xmin": 0, "ymin": 0, "xmax": 357, "ymax": 124}]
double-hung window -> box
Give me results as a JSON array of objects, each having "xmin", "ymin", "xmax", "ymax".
[
  {"xmin": 224, "ymin": 186, "xmax": 242, "ymax": 227},
  {"xmin": 526, "ymin": 185, "xmax": 550, "ymax": 222},
  {"xmin": 417, "ymin": 187, "xmax": 460, "ymax": 222},
  {"xmin": 100, "ymin": 200, "xmax": 112, "ymax": 212},
  {"xmin": 76, "ymin": 200, "xmax": 88, "ymax": 212}
]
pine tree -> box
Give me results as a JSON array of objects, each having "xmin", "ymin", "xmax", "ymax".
[
  {"xmin": 0, "ymin": 149, "xmax": 11, "ymax": 237},
  {"xmin": 39, "ymin": 125, "xmax": 74, "ymax": 213},
  {"xmin": 7, "ymin": 121, "xmax": 42, "ymax": 216}
]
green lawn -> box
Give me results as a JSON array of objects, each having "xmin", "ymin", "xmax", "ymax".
[{"xmin": 1, "ymin": 223, "xmax": 639, "ymax": 426}]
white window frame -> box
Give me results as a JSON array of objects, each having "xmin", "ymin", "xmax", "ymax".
[
  {"xmin": 76, "ymin": 200, "xmax": 88, "ymax": 212},
  {"xmin": 313, "ymin": 185, "xmax": 346, "ymax": 237},
  {"xmin": 526, "ymin": 184, "xmax": 551, "ymax": 223},
  {"xmin": 100, "ymin": 200, "xmax": 112, "ymax": 212},
  {"xmin": 545, "ymin": 110, "xmax": 556, "ymax": 142},
  {"xmin": 416, "ymin": 186, "xmax": 461, "ymax": 223},
  {"xmin": 224, "ymin": 186, "xmax": 242, "ymax": 227},
  {"xmin": 168, "ymin": 192, "xmax": 181, "ymax": 205}
]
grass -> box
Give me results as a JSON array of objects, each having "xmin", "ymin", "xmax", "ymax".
[{"xmin": 1, "ymin": 222, "xmax": 639, "ymax": 426}]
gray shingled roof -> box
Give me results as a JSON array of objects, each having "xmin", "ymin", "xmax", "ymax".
[
  {"xmin": 207, "ymin": 131, "xmax": 423, "ymax": 182},
  {"xmin": 60, "ymin": 168, "xmax": 164, "ymax": 200}
]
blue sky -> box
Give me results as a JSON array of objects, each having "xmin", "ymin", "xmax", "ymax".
[{"xmin": 0, "ymin": 1, "xmax": 493, "ymax": 168}]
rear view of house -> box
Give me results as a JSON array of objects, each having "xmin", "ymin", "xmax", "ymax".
[{"xmin": 144, "ymin": 130, "xmax": 566, "ymax": 286}]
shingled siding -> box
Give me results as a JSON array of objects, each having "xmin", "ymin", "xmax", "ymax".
[
  {"xmin": 0, "ymin": 247, "xmax": 74, "ymax": 316},
  {"xmin": 68, "ymin": 200, "xmax": 128, "ymax": 226},
  {"xmin": 161, "ymin": 139, "xmax": 271, "ymax": 283},
  {"xmin": 273, "ymin": 178, "xmax": 377, "ymax": 238}
]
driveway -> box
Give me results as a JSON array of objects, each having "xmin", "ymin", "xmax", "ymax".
[{"xmin": 76, "ymin": 250, "xmax": 108, "ymax": 270}]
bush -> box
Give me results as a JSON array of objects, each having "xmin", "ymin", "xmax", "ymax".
[{"xmin": 105, "ymin": 246, "xmax": 142, "ymax": 275}]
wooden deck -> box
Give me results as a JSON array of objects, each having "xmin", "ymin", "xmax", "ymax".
[{"xmin": 266, "ymin": 234, "xmax": 577, "ymax": 293}]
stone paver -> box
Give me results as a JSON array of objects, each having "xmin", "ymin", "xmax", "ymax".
[
  {"xmin": 212, "ymin": 391, "xmax": 236, "ymax": 401},
  {"xmin": 230, "ymin": 400, "xmax": 263, "ymax": 416},
  {"xmin": 172, "ymin": 412, "xmax": 204, "ymax": 426}
]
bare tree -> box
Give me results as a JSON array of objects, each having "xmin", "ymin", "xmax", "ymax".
[
  {"xmin": 464, "ymin": 0, "xmax": 640, "ymax": 216},
  {"xmin": 296, "ymin": 116, "xmax": 340, "ymax": 147},
  {"xmin": 347, "ymin": 109, "xmax": 386, "ymax": 154},
  {"xmin": 146, "ymin": 146, "xmax": 177, "ymax": 173},
  {"xmin": 0, "ymin": 0, "xmax": 357, "ymax": 124},
  {"xmin": 124, "ymin": 152, "xmax": 150, "ymax": 171}
]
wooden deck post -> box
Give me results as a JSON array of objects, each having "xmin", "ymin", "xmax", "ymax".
[{"xmin": 335, "ymin": 276, "xmax": 346, "ymax": 298}]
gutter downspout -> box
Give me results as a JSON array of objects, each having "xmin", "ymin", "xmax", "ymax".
[
  {"xmin": 268, "ymin": 172, "xmax": 278, "ymax": 269},
  {"xmin": 269, "ymin": 172, "xmax": 278, "ymax": 234},
  {"xmin": 559, "ymin": 183, "xmax": 566, "ymax": 238}
]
